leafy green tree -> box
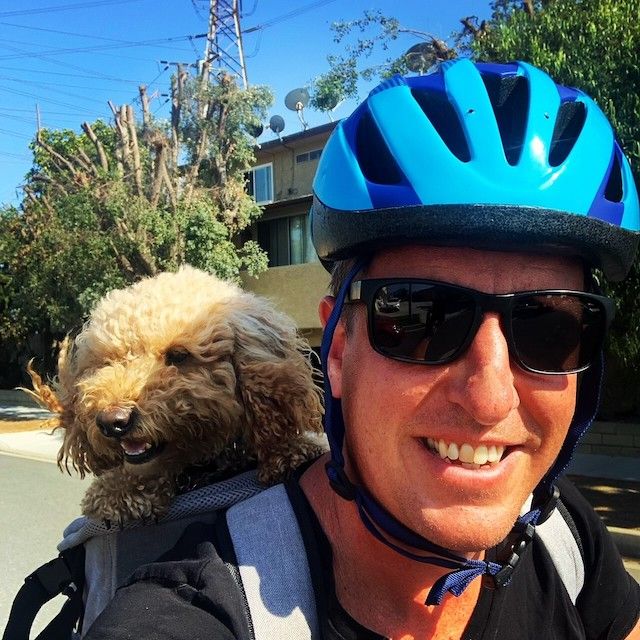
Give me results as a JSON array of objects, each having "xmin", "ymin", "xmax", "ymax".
[
  {"xmin": 308, "ymin": 10, "xmax": 454, "ymax": 113},
  {"xmin": 1, "ymin": 69, "xmax": 272, "ymax": 381}
]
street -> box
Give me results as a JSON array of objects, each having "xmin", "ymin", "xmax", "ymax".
[{"xmin": 1, "ymin": 455, "xmax": 88, "ymax": 635}]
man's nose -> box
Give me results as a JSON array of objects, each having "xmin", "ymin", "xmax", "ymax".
[{"xmin": 445, "ymin": 313, "xmax": 520, "ymax": 425}]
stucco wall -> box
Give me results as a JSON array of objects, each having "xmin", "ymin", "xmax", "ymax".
[{"xmin": 241, "ymin": 261, "xmax": 330, "ymax": 347}]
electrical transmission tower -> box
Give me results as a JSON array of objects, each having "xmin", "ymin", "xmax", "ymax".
[{"xmin": 201, "ymin": 0, "xmax": 248, "ymax": 88}]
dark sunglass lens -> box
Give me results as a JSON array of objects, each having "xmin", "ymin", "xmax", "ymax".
[
  {"xmin": 512, "ymin": 294, "xmax": 605, "ymax": 372},
  {"xmin": 371, "ymin": 283, "xmax": 475, "ymax": 362}
]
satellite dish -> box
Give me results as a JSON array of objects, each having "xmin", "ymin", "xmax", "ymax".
[
  {"xmin": 246, "ymin": 122, "xmax": 264, "ymax": 139},
  {"xmin": 285, "ymin": 87, "xmax": 310, "ymax": 112},
  {"xmin": 285, "ymin": 87, "xmax": 309, "ymax": 130},
  {"xmin": 268, "ymin": 115, "xmax": 285, "ymax": 136},
  {"xmin": 404, "ymin": 42, "xmax": 438, "ymax": 74}
]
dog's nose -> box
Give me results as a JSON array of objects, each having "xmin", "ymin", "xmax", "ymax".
[{"xmin": 96, "ymin": 406, "xmax": 135, "ymax": 438}]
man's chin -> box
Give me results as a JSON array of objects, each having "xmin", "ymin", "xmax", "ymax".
[{"xmin": 415, "ymin": 504, "xmax": 523, "ymax": 555}]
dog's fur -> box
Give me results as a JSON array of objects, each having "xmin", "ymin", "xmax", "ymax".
[{"xmin": 26, "ymin": 266, "xmax": 325, "ymax": 524}]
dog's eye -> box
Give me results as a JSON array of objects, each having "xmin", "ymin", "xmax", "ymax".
[{"xmin": 165, "ymin": 348, "xmax": 190, "ymax": 365}]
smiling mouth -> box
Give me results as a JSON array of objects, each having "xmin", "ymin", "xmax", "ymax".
[
  {"xmin": 421, "ymin": 437, "xmax": 507, "ymax": 470},
  {"xmin": 120, "ymin": 438, "xmax": 166, "ymax": 464}
]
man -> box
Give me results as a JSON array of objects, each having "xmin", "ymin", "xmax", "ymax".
[{"xmin": 86, "ymin": 60, "xmax": 639, "ymax": 638}]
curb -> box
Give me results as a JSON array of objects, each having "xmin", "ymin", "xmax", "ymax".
[{"xmin": 609, "ymin": 527, "xmax": 640, "ymax": 559}]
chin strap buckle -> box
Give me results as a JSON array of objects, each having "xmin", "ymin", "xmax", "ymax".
[
  {"xmin": 325, "ymin": 461, "xmax": 356, "ymax": 501},
  {"xmin": 536, "ymin": 484, "xmax": 560, "ymax": 524},
  {"xmin": 492, "ymin": 522, "xmax": 536, "ymax": 588}
]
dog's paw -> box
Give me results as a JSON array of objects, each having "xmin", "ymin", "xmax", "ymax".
[{"xmin": 81, "ymin": 471, "xmax": 176, "ymax": 525}]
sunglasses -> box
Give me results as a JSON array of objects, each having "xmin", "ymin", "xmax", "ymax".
[{"xmin": 346, "ymin": 279, "xmax": 614, "ymax": 375}]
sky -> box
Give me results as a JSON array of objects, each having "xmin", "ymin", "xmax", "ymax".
[{"xmin": 0, "ymin": 0, "xmax": 492, "ymax": 206}]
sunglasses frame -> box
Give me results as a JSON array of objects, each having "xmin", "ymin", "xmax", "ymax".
[{"xmin": 347, "ymin": 278, "xmax": 615, "ymax": 375}]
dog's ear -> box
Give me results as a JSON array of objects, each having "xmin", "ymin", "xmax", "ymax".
[
  {"xmin": 52, "ymin": 336, "xmax": 118, "ymax": 477},
  {"xmin": 19, "ymin": 360, "xmax": 63, "ymax": 430},
  {"xmin": 229, "ymin": 294, "xmax": 324, "ymax": 482}
]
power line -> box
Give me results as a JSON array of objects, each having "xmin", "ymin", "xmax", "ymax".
[
  {"xmin": 0, "ymin": 33, "xmax": 207, "ymax": 61},
  {"xmin": 0, "ymin": 77, "xmax": 117, "ymax": 106},
  {"xmin": 0, "ymin": 65, "xmax": 143, "ymax": 84},
  {"xmin": 241, "ymin": 0, "xmax": 258, "ymax": 18},
  {"xmin": 0, "ymin": 75, "xmax": 141, "ymax": 95},
  {"xmin": 243, "ymin": 0, "xmax": 337, "ymax": 34},
  {"xmin": 0, "ymin": 41, "xmax": 157, "ymax": 83},
  {"xmin": 0, "ymin": 0, "xmax": 143, "ymax": 19},
  {"xmin": 0, "ymin": 85, "xmax": 102, "ymax": 113},
  {"xmin": 0, "ymin": 127, "xmax": 32, "ymax": 140}
]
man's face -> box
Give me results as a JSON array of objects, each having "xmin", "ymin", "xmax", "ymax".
[{"xmin": 322, "ymin": 245, "xmax": 583, "ymax": 554}]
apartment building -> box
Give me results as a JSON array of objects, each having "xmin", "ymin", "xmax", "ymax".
[{"xmin": 241, "ymin": 121, "xmax": 337, "ymax": 349}]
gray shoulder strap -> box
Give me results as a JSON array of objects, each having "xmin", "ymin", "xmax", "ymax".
[
  {"xmin": 535, "ymin": 502, "xmax": 585, "ymax": 604},
  {"xmin": 226, "ymin": 484, "xmax": 319, "ymax": 640}
]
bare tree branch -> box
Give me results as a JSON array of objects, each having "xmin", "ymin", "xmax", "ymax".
[
  {"xmin": 35, "ymin": 135, "xmax": 88, "ymax": 187},
  {"xmin": 139, "ymin": 85, "xmax": 151, "ymax": 131},
  {"xmin": 523, "ymin": 0, "xmax": 536, "ymax": 18},
  {"xmin": 126, "ymin": 104, "xmax": 144, "ymax": 196},
  {"xmin": 81, "ymin": 121, "xmax": 109, "ymax": 172}
]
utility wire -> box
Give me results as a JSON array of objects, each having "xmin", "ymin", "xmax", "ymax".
[
  {"xmin": 0, "ymin": 0, "xmax": 143, "ymax": 19},
  {"xmin": 241, "ymin": 0, "xmax": 258, "ymax": 18},
  {"xmin": 0, "ymin": 65, "xmax": 143, "ymax": 84},
  {"xmin": 0, "ymin": 34, "xmax": 207, "ymax": 61},
  {"xmin": 0, "ymin": 21, "xmax": 205, "ymax": 59},
  {"xmin": 243, "ymin": 0, "xmax": 337, "ymax": 34}
]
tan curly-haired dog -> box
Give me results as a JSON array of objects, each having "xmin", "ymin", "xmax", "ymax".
[{"xmin": 26, "ymin": 266, "xmax": 325, "ymax": 524}]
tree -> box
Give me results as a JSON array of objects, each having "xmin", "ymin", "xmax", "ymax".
[
  {"xmin": 0, "ymin": 69, "xmax": 273, "ymax": 383},
  {"xmin": 308, "ymin": 10, "xmax": 454, "ymax": 113}
]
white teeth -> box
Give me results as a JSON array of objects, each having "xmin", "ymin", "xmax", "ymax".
[
  {"xmin": 121, "ymin": 441, "xmax": 151, "ymax": 456},
  {"xmin": 487, "ymin": 445, "xmax": 504, "ymax": 462},
  {"xmin": 473, "ymin": 445, "xmax": 489, "ymax": 465},
  {"xmin": 423, "ymin": 438, "xmax": 507, "ymax": 467},
  {"xmin": 459, "ymin": 443, "xmax": 475, "ymax": 464}
]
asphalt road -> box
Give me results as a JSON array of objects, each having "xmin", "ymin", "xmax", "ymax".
[{"xmin": 1, "ymin": 455, "xmax": 88, "ymax": 635}]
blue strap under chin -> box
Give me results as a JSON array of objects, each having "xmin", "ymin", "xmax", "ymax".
[{"xmin": 319, "ymin": 259, "xmax": 603, "ymax": 606}]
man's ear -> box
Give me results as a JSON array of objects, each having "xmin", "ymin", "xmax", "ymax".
[{"xmin": 319, "ymin": 296, "xmax": 345, "ymax": 399}]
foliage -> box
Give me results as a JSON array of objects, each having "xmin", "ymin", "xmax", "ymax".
[
  {"xmin": 1, "ymin": 70, "xmax": 273, "ymax": 363},
  {"xmin": 308, "ymin": 10, "xmax": 453, "ymax": 112}
]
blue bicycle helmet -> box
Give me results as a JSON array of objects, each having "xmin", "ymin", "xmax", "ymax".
[
  {"xmin": 313, "ymin": 59, "xmax": 639, "ymax": 280},
  {"xmin": 311, "ymin": 59, "xmax": 640, "ymax": 605}
]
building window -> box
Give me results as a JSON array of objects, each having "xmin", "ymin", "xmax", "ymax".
[
  {"xmin": 295, "ymin": 149, "xmax": 322, "ymax": 164},
  {"xmin": 246, "ymin": 163, "xmax": 273, "ymax": 204},
  {"xmin": 257, "ymin": 213, "xmax": 317, "ymax": 267}
]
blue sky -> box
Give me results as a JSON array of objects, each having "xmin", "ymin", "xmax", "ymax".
[{"xmin": 0, "ymin": 0, "xmax": 492, "ymax": 205}]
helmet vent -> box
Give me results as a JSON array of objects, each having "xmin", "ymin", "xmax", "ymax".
[
  {"xmin": 479, "ymin": 73, "xmax": 529, "ymax": 166},
  {"xmin": 549, "ymin": 101, "xmax": 586, "ymax": 167},
  {"xmin": 356, "ymin": 110, "xmax": 404, "ymax": 184},
  {"xmin": 411, "ymin": 88, "xmax": 471, "ymax": 163},
  {"xmin": 604, "ymin": 149, "xmax": 623, "ymax": 202}
]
